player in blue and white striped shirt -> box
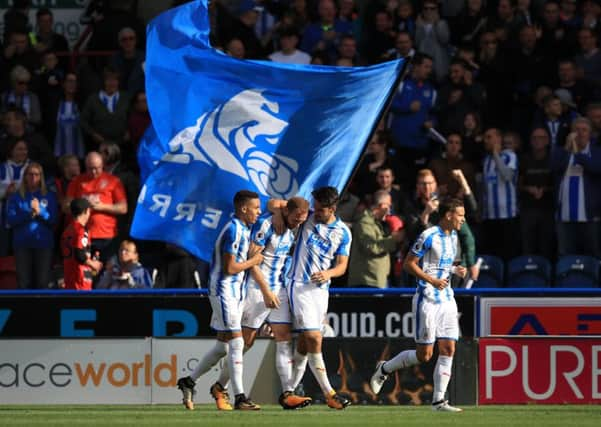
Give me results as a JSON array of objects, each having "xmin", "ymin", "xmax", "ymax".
[
  {"xmin": 370, "ymin": 198, "xmax": 467, "ymax": 412},
  {"xmin": 214, "ymin": 196, "xmax": 312, "ymax": 410},
  {"xmin": 177, "ymin": 190, "xmax": 263, "ymax": 411},
  {"xmin": 282, "ymin": 187, "xmax": 353, "ymax": 410}
]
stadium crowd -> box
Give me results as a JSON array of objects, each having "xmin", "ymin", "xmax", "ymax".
[{"xmin": 1, "ymin": 0, "xmax": 601, "ymax": 290}]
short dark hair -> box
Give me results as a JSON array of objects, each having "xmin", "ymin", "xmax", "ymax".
[
  {"xmin": 286, "ymin": 196, "xmax": 310, "ymax": 212},
  {"xmin": 70, "ymin": 198, "xmax": 91, "ymax": 217},
  {"xmin": 412, "ymin": 52, "xmax": 433, "ymax": 66},
  {"xmin": 439, "ymin": 197, "xmax": 464, "ymax": 217},
  {"xmin": 36, "ymin": 7, "xmax": 52, "ymax": 19},
  {"xmin": 234, "ymin": 190, "xmax": 259, "ymax": 209},
  {"xmin": 312, "ymin": 186, "xmax": 339, "ymax": 207}
]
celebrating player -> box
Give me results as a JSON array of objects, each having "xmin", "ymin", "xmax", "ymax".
[
  {"xmin": 370, "ymin": 197, "xmax": 467, "ymax": 412},
  {"xmin": 274, "ymin": 186, "xmax": 352, "ymax": 410},
  {"xmin": 211, "ymin": 196, "xmax": 312, "ymax": 410},
  {"xmin": 177, "ymin": 190, "xmax": 263, "ymax": 411}
]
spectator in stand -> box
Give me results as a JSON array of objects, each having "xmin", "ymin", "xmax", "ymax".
[
  {"xmin": 480, "ymin": 128, "xmax": 520, "ymax": 260},
  {"xmin": 364, "ymin": 9, "xmax": 395, "ymax": 64},
  {"xmin": 2, "ymin": 0, "xmax": 31, "ymax": 42},
  {"xmin": 6, "ymin": 162, "xmax": 57, "ymax": 289},
  {"xmin": 388, "ymin": 53, "xmax": 437, "ymax": 189},
  {"xmin": 574, "ymin": 28, "xmax": 601, "ymax": 87},
  {"xmin": 556, "ymin": 58, "xmax": 600, "ymax": 114},
  {"xmin": 534, "ymin": 94, "xmax": 574, "ymax": 150},
  {"xmin": 2, "ymin": 65, "xmax": 42, "ymax": 129},
  {"xmin": 283, "ymin": 0, "xmax": 311, "ymax": 34},
  {"xmin": 428, "ymin": 134, "xmax": 478, "ymax": 212},
  {"xmin": 52, "ymin": 72, "xmax": 85, "ymax": 159},
  {"xmin": 393, "ymin": 0, "xmax": 416, "ymax": 38},
  {"xmin": 110, "ymin": 27, "xmax": 145, "ymax": 93},
  {"xmin": 99, "ymin": 141, "xmax": 139, "ymax": 238},
  {"xmin": 35, "ymin": 51, "xmax": 65, "ymax": 142},
  {"xmin": 227, "ymin": 0, "xmax": 266, "ymax": 59},
  {"xmin": 125, "ymin": 91, "xmax": 151, "ymax": 171},
  {"xmin": 338, "ymin": 0, "xmax": 358, "ymax": 23},
  {"xmin": 415, "ymin": 0, "xmax": 451, "ymax": 82},
  {"xmin": 97, "ymin": 239, "xmax": 152, "ymax": 289},
  {"xmin": 519, "ymin": 127, "xmax": 555, "ymax": 259},
  {"xmin": 582, "ymin": 0, "xmax": 601, "ymax": 34},
  {"xmin": 2, "ymin": 29, "xmax": 39, "ymax": 79},
  {"xmin": 586, "ymin": 103, "xmax": 601, "ymax": 144},
  {"xmin": 352, "ymin": 129, "xmax": 394, "ymax": 201},
  {"xmin": 492, "ymin": 0, "xmax": 525, "ymax": 49},
  {"xmin": 552, "ymin": 119, "xmax": 601, "ymax": 258},
  {"xmin": 300, "ymin": 0, "xmax": 352, "ymax": 60},
  {"xmin": 372, "ymin": 166, "xmax": 404, "ymax": 216},
  {"xmin": 516, "ymin": 0, "xmax": 536, "ymax": 26},
  {"xmin": 80, "ymin": 66, "xmax": 131, "ymax": 150},
  {"xmin": 61, "ymin": 197, "xmax": 103, "ymax": 291},
  {"xmin": 335, "ymin": 34, "xmax": 364, "ymax": 66},
  {"xmin": 450, "ymin": 0, "xmax": 488, "ymax": 49},
  {"xmin": 477, "ymin": 31, "xmax": 514, "ymax": 127},
  {"xmin": 460, "ymin": 111, "xmax": 485, "ymax": 165},
  {"xmin": 539, "ymin": 0, "xmax": 576, "ymax": 60},
  {"xmin": 559, "ymin": 0, "xmax": 582, "ymax": 29},
  {"xmin": 382, "ymin": 30, "xmax": 415, "ymax": 61},
  {"xmin": 226, "ymin": 38, "xmax": 246, "ymax": 59},
  {"xmin": 65, "ymin": 151, "xmax": 127, "ymax": 263},
  {"xmin": 436, "ymin": 58, "xmax": 485, "ymax": 135},
  {"xmin": 0, "ymin": 138, "xmax": 30, "ymax": 256},
  {"xmin": 347, "ymin": 190, "xmax": 404, "ymax": 288},
  {"xmin": 32, "ymin": 9, "xmax": 69, "ymax": 70},
  {"xmin": 268, "ymin": 26, "xmax": 311, "ymax": 64}
]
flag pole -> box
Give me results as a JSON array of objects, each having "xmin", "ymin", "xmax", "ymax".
[{"xmin": 341, "ymin": 56, "xmax": 413, "ymax": 197}]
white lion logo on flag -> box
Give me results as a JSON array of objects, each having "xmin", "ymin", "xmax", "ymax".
[{"xmin": 161, "ymin": 89, "xmax": 299, "ymax": 198}]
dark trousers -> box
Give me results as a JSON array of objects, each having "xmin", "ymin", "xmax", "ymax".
[
  {"xmin": 92, "ymin": 237, "xmax": 119, "ymax": 264},
  {"xmin": 520, "ymin": 208, "xmax": 555, "ymax": 260},
  {"xmin": 14, "ymin": 247, "xmax": 53, "ymax": 289},
  {"xmin": 557, "ymin": 221, "xmax": 601, "ymax": 258}
]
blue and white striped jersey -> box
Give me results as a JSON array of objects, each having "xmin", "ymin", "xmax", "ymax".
[
  {"xmin": 482, "ymin": 149, "xmax": 519, "ymax": 219},
  {"xmin": 209, "ymin": 217, "xmax": 252, "ymax": 300},
  {"xmin": 411, "ymin": 225, "xmax": 458, "ymax": 303},
  {"xmin": 288, "ymin": 214, "xmax": 352, "ymax": 286},
  {"xmin": 246, "ymin": 216, "xmax": 296, "ymax": 292},
  {"xmin": 558, "ymin": 147, "xmax": 591, "ymax": 222}
]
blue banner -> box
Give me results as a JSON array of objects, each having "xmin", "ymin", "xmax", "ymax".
[{"xmin": 131, "ymin": 0, "xmax": 406, "ymax": 261}]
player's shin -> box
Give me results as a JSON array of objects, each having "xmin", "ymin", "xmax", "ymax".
[
  {"xmin": 307, "ymin": 352, "xmax": 334, "ymax": 397},
  {"xmin": 190, "ymin": 340, "xmax": 228, "ymax": 380},
  {"xmin": 291, "ymin": 348, "xmax": 308, "ymax": 389},
  {"xmin": 383, "ymin": 349, "xmax": 419, "ymax": 373},
  {"xmin": 432, "ymin": 355, "xmax": 453, "ymax": 403},
  {"xmin": 275, "ymin": 341, "xmax": 294, "ymax": 392},
  {"xmin": 228, "ymin": 336, "xmax": 245, "ymax": 396}
]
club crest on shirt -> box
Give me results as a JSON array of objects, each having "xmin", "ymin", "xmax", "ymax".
[
  {"xmin": 40, "ymin": 198, "xmax": 48, "ymax": 208},
  {"xmin": 99, "ymin": 179, "xmax": 108, "ymax": 189}
]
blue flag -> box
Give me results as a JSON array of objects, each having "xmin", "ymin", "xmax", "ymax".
[{"xmin": 132, "ymin": 0, "xmax": 406, "ymax": 262}]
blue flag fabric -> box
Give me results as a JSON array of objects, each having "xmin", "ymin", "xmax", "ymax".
[{"xmin": 132, "ymin": 0, "xmax": 406, "ymax": 262}]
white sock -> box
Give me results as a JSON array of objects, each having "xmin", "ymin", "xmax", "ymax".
[
  {"xmin": 291, "ymin": 348, "xmax": 308, "ymax": 390},
  {"xmin": 217, "ymin": 345, "xmax": 250, "ymax": 389},
  {"xmin": 382, "ymin": 349, "xmax": 419, "ymax": 374},
  {"xmin": 432, "ymin": 355, "xmax": 453, "ymax": 403},
  {"xmin": 308, "ymin": 352, "xmax": 334, "ymax": 397},
  {"xmin": 228, "ymin": 337, "xmax": 245, "ymax": 396},
  {"xmin": 276, "ymin": 341, "xmax": 294, "ymax": 393},
  {"xmin": 190, "ymin": 340, "xmax": 228, "ymax": 381}
]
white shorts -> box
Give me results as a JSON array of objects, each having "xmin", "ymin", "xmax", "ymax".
[
  {"xmin": 241, "ymin": 286, "xmax": 291, "ymax": 329},
  {"xmin": 288, "ymin": 281, "xmax": 329, "ymax": 331},
  {"xmin": 209, "ymin": 294, "xmax": 243, "ymax": 332},
  {"xmin": 413, "ymin": 290, "xmax": 459, "ymax": 345}
]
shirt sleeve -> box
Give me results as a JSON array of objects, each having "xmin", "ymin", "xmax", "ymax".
[
  {"xmin": 111, "ymin": 176, "xmax": 127, "ymax": 204},
  {"xmin": 411, "ymin": 230, "xmax": 433, "ymax": 258},
  {"xmin": 251, "ymin": 217, "xmax": 272, "ymax": 247},
  {"xmin": 221, "ymin": 223, "xmax": 239, "ymax": 255},
  {"xmin": 334, "ymin": 225, "xmax": 352, "ymax": 256}
]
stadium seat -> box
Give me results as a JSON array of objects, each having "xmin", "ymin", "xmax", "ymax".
[
  {"xmin": 472, "ymin": 255, "xmax": 504, "ymax": 288},
  {"xmin": 507, "ymin": 255, "xmax": 552, "ymax": 288},
  {"xmin": 0, "ymin": 256, "xmax": 17, "ymax": 289},
  {"xmin": 555, "ymin": 255, "xmax": 600, "ymax": 288}
]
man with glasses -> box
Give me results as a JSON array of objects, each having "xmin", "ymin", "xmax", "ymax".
[{"xmin": 110, "ymin": 27, "xmax": 145, "ymax": 92}]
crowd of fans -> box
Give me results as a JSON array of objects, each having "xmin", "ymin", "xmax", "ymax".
[{"xmin": 1, "ymin": 0, "xmax": 601, "ymax": 290}]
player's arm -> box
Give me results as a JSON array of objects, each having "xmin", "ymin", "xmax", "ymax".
[
  {"xmin": 310, "ymin": 254, "xmax": 349, "ymax": 284},
  {"xmin": 249, "ymin": 256, "xmax": 281, "ymax": 309},
  {"xmin": 267, "ymin": 198, "xmax": 287, "ymax": 234},
  {"xmin": 223, "ymin": 247, "xmax": 263, "ymax": 275},
  {"xmin": 403, "ymin": 253, "xmax": 447, "ymax": 290}
]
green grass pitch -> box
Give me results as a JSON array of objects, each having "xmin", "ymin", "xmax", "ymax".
[{"xmin": 0, "ymin": 404, "xmax": 600, "ymax": 426}]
